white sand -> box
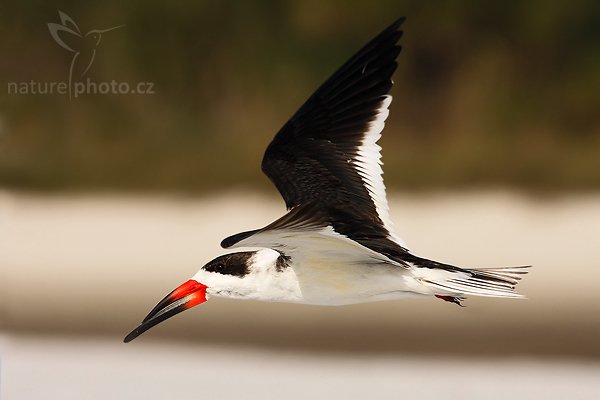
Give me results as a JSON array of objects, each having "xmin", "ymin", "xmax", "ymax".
[
  {"xmin": 2, "ymin": 190, "xmax": 600, "ymax": 398},
  {"xmin": 0, "ymin": 190, "xmax": 599, "ymax": 355}
]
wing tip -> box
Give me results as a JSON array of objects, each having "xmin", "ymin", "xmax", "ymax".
[
  {"xmin": 391, "ymin": 16, "xmax": 407, "ymax": 30},
  {"xmin": 220, "ymin": 229, "xmax": 260, "ymax": 249},
  {"xmin": 383, "ymin": 17, "xmax": 406, "ymax": 40}
]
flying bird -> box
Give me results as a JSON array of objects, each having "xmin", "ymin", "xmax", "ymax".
[{"xmin": 124, "ymin": 18, "xmax": 529, "ymax": 343}]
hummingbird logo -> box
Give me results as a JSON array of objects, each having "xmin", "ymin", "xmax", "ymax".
[{"xmin": 48, "ymin": 10, "xmax": 123, "ymax": 98}]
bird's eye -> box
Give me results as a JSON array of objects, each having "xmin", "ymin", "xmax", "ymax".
[{"xmin": 205, "ymin": 263, "xmax": 226, "ymax": 273}]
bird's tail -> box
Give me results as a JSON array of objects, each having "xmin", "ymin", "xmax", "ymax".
[{"xmin": 414, "ymin": 265, "xmax": 530, "ymax": 305}]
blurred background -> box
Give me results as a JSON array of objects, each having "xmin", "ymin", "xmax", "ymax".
[{"xmin": 1, "ymin": 1, "xmax": 599, "ymax": 399}]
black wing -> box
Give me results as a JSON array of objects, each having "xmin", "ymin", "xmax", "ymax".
[
  {"xmin": 223, "ymin": 18, "xmax": 408, "ymax": 256},
  {"xmin": 260, "ymin": 18, "xmax": 406, "ymax": 246}
]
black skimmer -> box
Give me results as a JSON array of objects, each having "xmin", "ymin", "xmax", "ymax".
[{"xmin": 124, "ymin": 18, "xmax": 529, "ymax": 343}]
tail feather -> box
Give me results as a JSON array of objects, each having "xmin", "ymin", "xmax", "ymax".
[{"xmin": 417, "ymin": 265, "xmax": 530, "ymax": 301}]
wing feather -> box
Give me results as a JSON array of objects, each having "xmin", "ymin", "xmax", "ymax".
[
  {"xmin": 223, "ymin": 18, "xmax": 409, "ymax": 258},
  {"xmin": 260, "ymin": 18, "xmax": 407, "ymax": 248}
]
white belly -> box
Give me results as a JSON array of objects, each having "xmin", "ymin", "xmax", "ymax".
[
  {"xmin": 284, "ymin": 232, "xmax": 426, "ymax": 305},
  {"xmin": 224, "ymin": 226, "xmax": 429, "ymax": 305}
]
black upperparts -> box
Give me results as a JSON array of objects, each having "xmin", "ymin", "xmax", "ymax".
[
  {"xmin": 261, "ymin": 18, "xmax": 404, "ymax": 213},
  {"xmin": 220, "ymin": 18, "xmax": 408, "ymax": 257}
]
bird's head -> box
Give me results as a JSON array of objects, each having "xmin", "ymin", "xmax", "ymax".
[
  {"xmin": 85, "ymin": 25, "xmax": 124, "ymax": 46},
  {"xmin": 124, "ymin": 249, "xmax": 297, "ymax": 342}
]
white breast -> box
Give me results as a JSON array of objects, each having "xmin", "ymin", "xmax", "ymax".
[
  {"xmin": 224, "ymin": 226, "xmax": 425, "ymax": 305},
  {"xmin": 278, "ymin": 228, "xmax": 420, "ymax": 305}
]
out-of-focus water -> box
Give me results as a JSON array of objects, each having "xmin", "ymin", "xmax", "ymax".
[{"xmin": 2, "ymin": 334, "xmax": 599, "ymax": 400}]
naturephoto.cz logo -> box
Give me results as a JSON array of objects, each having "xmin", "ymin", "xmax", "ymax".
[{"xmin": 7, "ymin": 10, "xmax": 154, "ymax": 99}]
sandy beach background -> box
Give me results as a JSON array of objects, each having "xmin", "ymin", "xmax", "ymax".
[
  {"xmin": 1, "ymin": 190, "xmax": 599, "ymax": 399},
  {"xmin": 2, "ymin": 3, "xmax": 599, "ymax": 398}
]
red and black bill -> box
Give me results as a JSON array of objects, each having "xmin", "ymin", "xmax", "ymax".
[{"xmin": 124, "ymin": 280, "xmax": 207, "ymax": 343}]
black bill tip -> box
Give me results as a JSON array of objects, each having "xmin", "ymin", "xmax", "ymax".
[
  {"xmin": 123, "ymin": 280, "xmax": 208, "ymax": 343},
  {"xmin": 123, "ymin": 297, "xmax": 191, "ymax": 343}
]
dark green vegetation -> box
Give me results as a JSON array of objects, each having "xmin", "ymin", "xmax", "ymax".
[{"xmin": 1, "ymin": 1, "xmax": 598, "ymax": 192}]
